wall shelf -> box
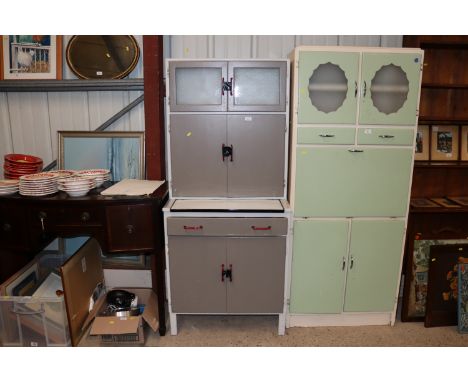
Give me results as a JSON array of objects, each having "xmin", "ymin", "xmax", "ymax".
[{"xmin": 0, "ymin": 79, "xmax": 144, "ymax": 92}]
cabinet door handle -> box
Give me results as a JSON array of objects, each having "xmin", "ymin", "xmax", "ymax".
[
  {"xmin": 354, "ymin": 81, "xmax": 358, "ymax": 98},
  {"xmin": 81, "ymin": 212, "xmax": 90, "ymax": 222},
  {"xmin": 230, "ymin": 77, "xmax": 234, "ymax": 96},
  {"xmin": 342, "ymin": 257, "xmax": 346, "ymax": 271},
  {"xmin": 38, "ymin": 211, "xmax": 47, "ymax": 232},
  {"xmin": 363, "ymin": 81, "xmax": 367, "ymax": 97},
  {"xmin": 221, "ymin": 77, "xmax": 225, "ymax": 96},
  {"xmin": 2, "ymin": 223, "xmax": 11, "ymax": 232},
  {"xmin": 183, "ymin": 225, "xmax": 203, "ymax": 231},
  {"xmin": 126, "ymin": 224, "xmax": 134, "ymax": 234},
  {"xmin": 251, "ymin": 225, "xmax": 272, "ymax": 231},
  {"xmin": 348, "ymin": 149, "xmax": 364, "ymax": 153},
  {"xmin": 319, "ymin": 134, "xmax": 335, "ymax": 138},
  {"xmin": 221, "ymin": 264, "xmax": 233, "ymax": 282},
  {"xmin": 222, "ymin": 144, "xmax": 233, "ymax": 162},
  {"xmin": 378, "ymin": 135, "xmax": 395, "ymax": 139},
  {"xmin": 350, "ymin": 256, "xmax": 355, "ymax": 269}
]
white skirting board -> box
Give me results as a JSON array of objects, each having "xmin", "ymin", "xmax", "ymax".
[
  {"xmin": 103, "ymin": 269, "xmax": 152, "ymax": 289},
  {"xmin": 287, "ymin": 312, "xmax": 394, "ymax": 327}
]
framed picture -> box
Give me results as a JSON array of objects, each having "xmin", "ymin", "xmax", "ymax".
[
  {"xmin": 414, "ymin": 125, "xmax": 430, "ymax": 161},
  {"xmin": 425, "ymin": 244, "xmax": 468, "ymax": 327},
  {"xmin": 401, "ymin": 238, "xmax": 468, "ymax": 321},
  {"xmin": 101, "ymin": 253, "xmax": 148, "ymax": 269},
  {"xmin": 458, "ymin": 259, "xmax": 468, "ymax": 334},
  {"xmin": 1, "ymin": 262, "xmax": 39, "ymax": 297},
  {"xmin": 430, "ymin": 125, "xmax": 459, "ymax": 161},
  {"xmin": 58, "ymin": 131, "xmax": 145, "ymax": 181},
  {"xmin": 1, "ymin": 35, "xmax": 62, "ymax": 80},
  {"xmin": 461, "ymin": 126, "xmax": 468, "ymax": 161}
]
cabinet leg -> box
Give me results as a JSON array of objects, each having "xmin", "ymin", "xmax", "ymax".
[
  {"xmin": 278, "ymin": 314, "xmax": 286, "ymax": 335},
  {"xmin": 151, "ymin": 251, "xmax": 167, "ymax": 336},
  {"xmin": 170, "ymin": 313, "xmax": 178, "ymax": 335}
]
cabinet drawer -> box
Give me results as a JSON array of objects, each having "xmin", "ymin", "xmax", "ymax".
[
  {"xmin": 357, "ymin": 128, "xmax": 414, "ymax": 146},
  {"xmin": 166, "ymin": 217, "xmax": 287, "ymax": 236},
  {"xmin": 297, "ymin": 127, "xmax": 355, "ymax": 145}
]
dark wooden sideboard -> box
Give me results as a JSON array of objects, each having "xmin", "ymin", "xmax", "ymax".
[{"xmin": 0, "ymin": 182, "xmax": 168, "ymax": 336}]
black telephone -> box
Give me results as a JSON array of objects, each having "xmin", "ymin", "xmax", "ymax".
[{"xmin": 106, "ymin": 289, "xmax": 135, "ymax": 309}]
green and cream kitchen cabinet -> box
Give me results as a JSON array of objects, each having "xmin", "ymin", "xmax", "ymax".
[{"xmin": 287, "ymin": 46, "xmax": 423, "ymax": 327}]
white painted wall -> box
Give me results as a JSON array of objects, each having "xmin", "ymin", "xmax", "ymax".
[{"xmin": 0, "ymin": 35, "xmax": 402, "ymax": 169}]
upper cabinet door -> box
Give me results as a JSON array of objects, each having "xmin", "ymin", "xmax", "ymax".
[
  {"xmin": 227, "ymin": 61, "xmax": 287, "ymax": 112},
  {"xmin": 169, "ymin": 61, "xmax": 227, "ymax": 112},
  {"xmin": 298, "ymin": 52, "xmax": 360, "ymax": 124},
  {"xmin": 359, "ymin": 53, "xmax": 422, "ymax": 125}
]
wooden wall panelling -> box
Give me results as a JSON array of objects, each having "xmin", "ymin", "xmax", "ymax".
[
  {"xmin": 7, "ymin": 92, "xmax": 54, "ymax": 164},
  {"xmin": 411, "ymin": 166, "xmax": 468, "ymax": 198}
]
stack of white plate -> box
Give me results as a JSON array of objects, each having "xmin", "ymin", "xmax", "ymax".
[
  {"xmin": 75, "ymin": 169, "xmax": 111, "ymax": 187},
  {"xmin": 57, "ymin": 176, "xmax": 95, "ymax": 197},
  {"xmin": 0, "ymin": 179, "xmax": 20, "ymax": 195},
  {"xmin": 43, "ymin": 169, "xmax": 76, "ymax": 179},
  {"xmin": 19, "ymin": 173, "xmax": 59, "ymax": 196}
]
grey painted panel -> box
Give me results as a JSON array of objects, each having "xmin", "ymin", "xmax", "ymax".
[
  {"xmin": 170, "ymin": 35, "xmax": 210, "ymax": 59},
  {"xmin": 168, "ymin": 236, "xmax": 226, "ymax": 313},
  {"xmin": 166, "ymin": 217, "xmax": 288, "ymax": 236},
  {"xmin": 338, "ymin": 35, "xmax": 381, "ymax": 46},
  {"xmin": 226, "ymin": 237, "xmax": 286, "ymax": 313},
  {"xmin": 213, "ymin": 36, "xmax": 252, "ymax": 59},
  {"xmin": 255, "ymin": 36, "xmax": 296, "ymax": 59},
  {"xmin": 227, "ymin": 115, "xmax": 286, "ymax": 197},
  {"xmin": 170, "ymin": 114, "xmax": 227, "ymax": 197}
]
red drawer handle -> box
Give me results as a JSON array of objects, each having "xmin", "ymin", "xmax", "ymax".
[
  {"xmin": 251, "ymin": 225, "xmax": 272, "ymax": 231},
  {"xmin": 183, "ymin": 225, "xmax": 203, "ymax": 230}
]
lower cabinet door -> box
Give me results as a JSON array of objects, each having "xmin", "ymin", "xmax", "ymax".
[
  {"xmin": 226, "ymin": 237, "xmax": 286, "ymax": 313},
  {"xmin": 168, "ymin": 236, "xmax": 227, "ymax": 313},
  {"xmin": 344, "ymin": 219, "xmax": 405, "ymax": 312},
  {"xmin": 289, "ymin": 220, "xmax": 349, "ymax": 314}
]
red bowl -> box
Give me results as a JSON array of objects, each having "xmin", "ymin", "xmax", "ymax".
[
  {"xmin": 4, "ymin": 164, "xmax": 43, "ymax": 172},
  {"xmin": 4, "ymin": 153, "xmax": 43, "ymax": 165}
]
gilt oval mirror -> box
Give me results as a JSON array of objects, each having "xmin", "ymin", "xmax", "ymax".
[{"xmin": 66, "ymin": 35, "xmax": 140, "ymax": 79}]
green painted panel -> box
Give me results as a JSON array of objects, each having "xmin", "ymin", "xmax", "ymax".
[
  {"xmin": 290, "ymin": 220, "xmax": 349, "ymax": 313},
  {"xmin": 357, "ymin": 127, "xmax": 414, "ymax": 146},
  {"xmin": 297, "ymin": 127, "xmax": 355, "ymax": 145},
  {"xmin": 344, "ymin": 220, "xmax": 405, "ymax": 312},
  {"xmin": 298, "ymin": 52, "xmax": 359, "ymax": 124},
  {"xmin": 359, "ymin": 52, "xmax": 422, "ymax": 125},
  {"xmin": 294, "ymin": 147, "xmax": 413, "ymax": 217}
]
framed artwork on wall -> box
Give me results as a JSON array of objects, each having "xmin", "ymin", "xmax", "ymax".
[
  {"xmin": 414, "ymin": 125, "xmax": 430, "ymax": 161},
  {"xmin": 430, "ymin": 125, "xmax": 459, "ymax": 161},
  {"xmin": 425, "ymin": 244, "xmax": 468, "ymax": 327},
  {"xmin": 461, "ymin": 126, "xmax": 468, "ymax": 161},
  {"xmin": 58, "ymin": 131, "xmax": 145, "ymax": 181},
  {"xmin": 1, "ymin": 35, "xmax": 62, "ymax": 80}
]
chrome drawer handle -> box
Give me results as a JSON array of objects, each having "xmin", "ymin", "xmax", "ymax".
[
  {"xmin": 183, "ymin": 225, "xmax": 203, "ymax": 231},
  {"xmin": 126, "ymin": 225, "xmax": 134, "ymax": 234},
  {"xmin": 378, "ymin": 135, "xmax": 395, "ymax": 139},
  {"xmin": 348, "ymin": 149, "xmax": 364, "ymax": 153},
  {"xmin": 319, "ymin": 134, "xmax": 335, "ymax": 138},
  {"xmin": 350, "ymin": 256, "xmax": 355, "ymax": 269},
  {"xmin": 251, "ymin": 225, "xmax": 272, "ymax": 231},
  {"xmin": 81, "ymin": 212, "xmax": 90, "ymax": 222}
]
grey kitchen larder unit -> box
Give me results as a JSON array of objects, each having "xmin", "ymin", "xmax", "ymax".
[
  {"xmin": 164, "ymin": 59, "xmax": 291, "ymax": 335},
  {"xmin": 167, "ymin": 59, "xmax": 289, "ymax": 199}
]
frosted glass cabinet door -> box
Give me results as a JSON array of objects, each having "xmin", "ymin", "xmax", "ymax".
[
  {"xmin": 227, "ymin": 61, "xmax": 287, "ymax": 112},
  {"xmin": 359, "ymin": 53, "xmax": 422, "ymax": 125},
  {"xmin": 289, "ymin": 220, "xmax": 349, "ymax": 314},
  {"xmin": 294, "ymin": 147, "xmax": 413, "ymax": 217},
  {"xmin": 297, "ymin": 52, "xmax": 359, "ymax": 124},
  {"xmin": 169, "ymin": 61, "xmax": 227, "ymax": 112},
  {"xmin": 344, "ymin": 220, "xmax": 405, "ymax": 312}
]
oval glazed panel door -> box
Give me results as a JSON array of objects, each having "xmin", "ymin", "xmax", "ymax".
[{"xmin": 66, "ymin": 35, "xmax": 140, "ymax": 79}]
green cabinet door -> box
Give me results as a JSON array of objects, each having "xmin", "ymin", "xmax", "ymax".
[
  {"xmin": 298, "ymin": 52, "xmax": 359, "ymax": 124},
  {"xmin": 294, "ymin": 147, "xmax": 413, "ymax": 217},
  {"xmin": 290, "ymin": 220, "xmax": 349, "ymax": 313},
  {"xmin": 344, "ymin": 219, "xmax": 405, "ymax": 312},
  {"xmin": 359, "ymin": 52, "xmax": 422, "ymax": 125}
]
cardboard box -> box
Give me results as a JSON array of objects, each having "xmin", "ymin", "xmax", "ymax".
[
  {"xmin": 60, "ymin": 238, "xmax": 159, "ymax": 346},
  {"xmin": 84, "ymin": 288, "xmax": 159, "ymax": 346}
]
